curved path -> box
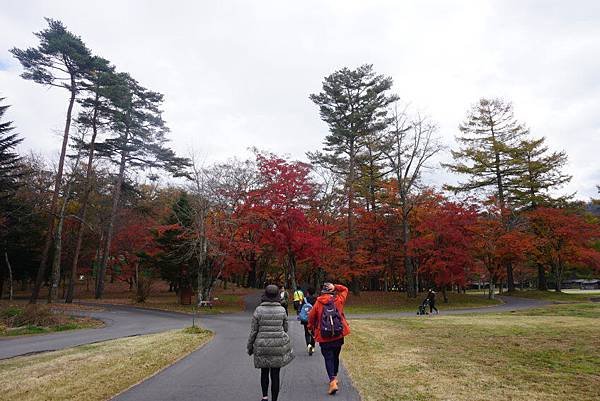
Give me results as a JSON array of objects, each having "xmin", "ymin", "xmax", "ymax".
[
  {"xmin": 0, "ymin": 295, "xmax": 549, "ymax": 400},
  {"xmin": 0, "ymin": 304, "xmax": 191, "ymax": 360}
]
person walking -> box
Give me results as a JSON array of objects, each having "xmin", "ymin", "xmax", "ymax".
[
  {"xmin": 426, "ymin": 289, "xmax": 439, "ymax": 314},
  {"xmin": 279, "ymin": 285, "xmax": 289, "ymax": 316},
  {"xmin": 298, "ymin": 287, "xmax": 316, "ymax": 355},
  {"xmin": 248, "ymin": 284, "xmax": 294, "ymax": 401},
  {"xmin": 308, "ymin": 282, "xmax": 350, "ymax": 395},
  {"xmin": 293, "ymin": 287, "xmax": 305, "ymax": 315}
]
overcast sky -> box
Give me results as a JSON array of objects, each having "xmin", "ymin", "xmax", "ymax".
[{"xmin": 0, "ymin": 0, "xmax": 598, "ymax": 199}]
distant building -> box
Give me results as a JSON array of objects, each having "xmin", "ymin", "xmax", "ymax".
[{"xmin": 585, "ymin": 202, "xmax": 600, "ymax": 216}]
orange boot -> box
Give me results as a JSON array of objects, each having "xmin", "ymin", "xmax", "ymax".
[{"xmin": 328, "ymin": 378, "xmax": 339, "ymax": 395}]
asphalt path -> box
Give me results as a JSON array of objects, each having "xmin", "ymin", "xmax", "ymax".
[
  {"xmin": 113, "ymin": 294, "xmax": 361, "ymax": 401},
  {"xmin": 0, "ymin": 295, "xmax": 549, "ymax": 400},
  {"xmin": 0, "ymin": 304, "xmax": 191, "ymax": 360}
]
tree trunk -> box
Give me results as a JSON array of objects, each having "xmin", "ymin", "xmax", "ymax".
[
  {"xmin": 537, "ymin": 263, "xmax": 548, "ymax": 291},
  {"xmin": 488, "ymin": 279, "xmax": 495, "ymax": 300},
  {"xmin": 402, "ymin": 210, "xmax": 416, "ymax": 298},
  {"xmin": 30, "ymin": 82, "xmax": 77, "ymax": 304},
  {"xmin": 5, "ymin": 252, "xmax": 13, "ymax": 301},
  {"xmin": 48, "ymin": 200, "xmax": 66, "ymax": 303},
  {"xmin": 288, "ymin": 253, "xmax": 298, "ymax": 291},
  {"xmin": 96, "ymin": 149, "xmax": 127, "ymax": 299}
]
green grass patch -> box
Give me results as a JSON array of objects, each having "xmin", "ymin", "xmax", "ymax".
[
  {"xmin": 344, "ymin": 305, "xmax": 600, "ymax": 401},
  {"xmin": 344, "ymin": 291, "xmax": 501, "ymax": 314},
  {"xmin": 181, "ymin": 326, "xmax": 210, "ymax": 335}
]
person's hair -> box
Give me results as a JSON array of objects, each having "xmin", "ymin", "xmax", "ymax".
[{"xmin": 262, "ymin": 284, "xmax": 280, "ymax": 302}]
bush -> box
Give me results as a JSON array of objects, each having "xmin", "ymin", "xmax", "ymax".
[
  {"xmin": 10, "ymin": 305, "xmax": 59, "ymax": 327},
  {"xmin": 0, "ymin": 306, "xmax": 22, "ymax": 319}
]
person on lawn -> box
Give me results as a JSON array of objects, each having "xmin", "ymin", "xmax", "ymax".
[
  {"xmin": 426, "ymin": 288, "xmax": 439, "ymax": 314},
  {"xmin": 247, "ymin": 284, "xmax": 294, "ymax": 401},
  {"xmin": 298, "ymin": 287, "xmax": 316, "ymax": 355},
  {"xmin": 308, "ymin": 282, "xmax": 350, "ymax": 395}
]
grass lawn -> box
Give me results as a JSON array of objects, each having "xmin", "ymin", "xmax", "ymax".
[
  {"xmin": 343, "ymin": 302, "xmax": 600, "ymax": 401},
  {"xmin": 344, "ymin": 292, "xmax": 501, "ymax": 314},
  {"xmin": 0, "ymin": 328, "xmax": 212, "ymax": 401},
  {"xmin": 504, "ymin": 289, "xmax": 600, "ymax": 303}
]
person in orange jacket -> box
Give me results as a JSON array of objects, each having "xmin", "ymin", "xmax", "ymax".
[{"xmin": 308, "ymin": 282, "xmax": 350, "ymax": 395}]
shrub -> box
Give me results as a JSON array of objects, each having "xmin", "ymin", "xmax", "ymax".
[{"xmin": 11, "ymin": 305, "xmax": 59, "ymax": 327}]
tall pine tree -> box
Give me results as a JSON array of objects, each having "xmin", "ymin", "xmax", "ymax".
[
  {"xmin": 11, "ymin": 18, "xmax": 94, "ymax": 303},
  {"xmin": 308, "ymin": 64, "xmax": 397, "ymax": 293},
  {"xmin": 94, "ymin": 72, "xmax": 189, "ymax": 299},
  {"xmin": 444, "ymin": 98, "xmax": 528, "ymax": 292}
]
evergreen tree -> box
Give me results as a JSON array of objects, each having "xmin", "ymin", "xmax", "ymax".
[
  {"xmin": 94, "ymin": 73, "xmax": 189, "ymax": 299},
  {"xmin": 0, "ymin": 98, "xmax": 23, "ymax": 199},
  {"xmin": 11, "ymin": 18, "xmax": 94, "ymax": 303},
  {"xmin": 444, "ymin": 98, "xmax": 528, "ymax": 209},
  {"xmin": 508, "ymin": 137, "xmax": 572, "ymax": 209},
  {"xmin": 444, "ymin": 97, "xmax": 529, "ymax": 292},
  {"xmin": 65, "ymin": 57, "xmax": 116, "ymax": 303},
  {"xmin": 308, "ymin": 64, "xmax": 398, "ymax": 292}
]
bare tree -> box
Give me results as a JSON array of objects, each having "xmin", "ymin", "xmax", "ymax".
[{"xmin": 383, "ymin": 103, "xmax": 443, "ymax": 298}]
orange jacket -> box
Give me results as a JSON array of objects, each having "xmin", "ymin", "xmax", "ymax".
[{"xmin": 307, "ymin": 284, "xmax": 350, "ymax": 343}]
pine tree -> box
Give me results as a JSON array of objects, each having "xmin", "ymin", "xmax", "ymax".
[
  {"xmin": 308, "ymin": 64, "xmax": 398, "ymax": 292},
  {"xmin": 444, "ymin": 97, "xmax": 529, "ymax": 292},
  {"xmin": 0, "ymin": 99, "xmax": 23, "ymax": 199},
  {"xmin": 11, "ymin": 18, "xmax": 94, "ymax": 303},
  {"xmin": 93, "ymin": 73, "xmax": 189, "ymax": 299},
  {"xmin": 508, "ymin": 137, "xmax": 572, "ymax": 209},
  {"xmin": 65, "ymin": 57, "xmax": 115, "ymax": 303},
  {"xmin": 444, "ymin": 98, "xmax": 528, "ymax": 209}
]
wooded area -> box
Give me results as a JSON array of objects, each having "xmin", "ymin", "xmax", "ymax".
[{"xmin": 1, "ymin": 19, "xmax": 599, "ymax": 305}]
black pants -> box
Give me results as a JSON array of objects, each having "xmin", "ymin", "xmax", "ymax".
[
  {"xmin": 261, "ymin": 368, "xmax": 280, "ymax": 401},
  {"xmin": 320, "ymin": 338, "xmax": 344, "ymax": 381},
  {"xmin": 302, "ymin": 323, "xmax": 315, "ymax": 347},
  {"xmin": 429, "ymin": 301, "xmax": 438, "ymax": 313}
]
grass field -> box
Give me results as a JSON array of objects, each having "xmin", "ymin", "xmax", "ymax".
[
  {"xmin": 343, "ymin": 302, "xmax": 600, "ymax": 401},
  {"xmin": 344, "ymin": 292, "xmax": 501, "ymax": 314},
  {"xmin": 0, "ymin": 328, "xmax": 212, "ymax": 401},
  {"xmin": 505, "ymin": 289, "xmax": 600, "ymax": 302}
]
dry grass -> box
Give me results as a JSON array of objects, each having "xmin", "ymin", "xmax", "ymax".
[
  {"xmin": 343, "ymin": 303, "xmax": 600, "ymax": 401},
  {"xmin": 0, "ymin": 328, "xmax": 212, "ymax": 401},
  {"xmin": 0, "ymin": 304, "xmax": 103, "ymax": 336},
  {"xmin": 82, "ymin": 287, "xmax": 257, "ymax": 315},
  {"xmin": 344, "ymin": 291, "xmax": 501, "ymax": 314}
]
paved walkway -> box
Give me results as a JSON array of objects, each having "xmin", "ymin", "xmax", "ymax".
[
  {"xmin": 0, "ymin": 295, "xmax": 549, "ymax": 400},
  {"xmin": 0, "ymin": 304, "xmax": 190, "ymax": 360}
]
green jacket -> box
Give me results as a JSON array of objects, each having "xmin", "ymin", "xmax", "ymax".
[{"xmin": 247, "ymin": 302, "xmax": 294, "ymax": 368}]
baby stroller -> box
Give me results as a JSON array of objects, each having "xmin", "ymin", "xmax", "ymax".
[{"xmin": 417, "ymin": 299, "xmax": 429, "ymax": 315}]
